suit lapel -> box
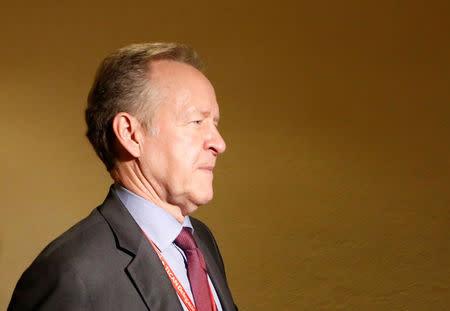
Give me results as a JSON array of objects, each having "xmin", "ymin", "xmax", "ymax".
[
  {"xmin": 194, "ymin": 232, "xmax": 235, "ymax": 311},
  {"xmin": 127, "ymin": 237, "xmax": 184, "ymax": 311},
  {"xmin": 98, "ymin": 189, "xmax": 183, "ymax": 311}
]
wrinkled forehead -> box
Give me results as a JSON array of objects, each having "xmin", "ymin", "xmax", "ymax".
[
  {"xmin": 175, "ymin": 88, "xmax": 192, "ymax": 109},
  {"xmin": 149, "ymin": 61, "xmax": 219, "ymax": 118},
  {"xmin": 173, "ymin": 87, "xmax": 220, "ymax": 121}
]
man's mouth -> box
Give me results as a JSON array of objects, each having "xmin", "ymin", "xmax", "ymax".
[{"xmin": 199, "ymin": 166, "xmax": 214, "ymax": 172}]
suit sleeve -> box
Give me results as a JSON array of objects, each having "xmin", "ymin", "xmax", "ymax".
[{"xmin": 8, "ymin": 261, "xmax": 91, "ymax": 311}]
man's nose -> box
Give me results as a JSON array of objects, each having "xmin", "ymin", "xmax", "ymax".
[{"xmin": 205, "ymin": 125, "xmax": 226, "ymax": 155}]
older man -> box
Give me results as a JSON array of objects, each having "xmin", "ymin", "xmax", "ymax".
[{"xmin": 8, "ymin": 43, "xmax": 237, "ymax": 311}]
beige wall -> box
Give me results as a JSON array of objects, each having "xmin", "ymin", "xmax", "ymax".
[{"xmin": 1, "ymin": 1, "xmax": 449, "ymax": 310}]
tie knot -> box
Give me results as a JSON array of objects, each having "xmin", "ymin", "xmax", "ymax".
[{"xmin": 174, "ymin": 227, "xmax": 197, "ymax": 251}]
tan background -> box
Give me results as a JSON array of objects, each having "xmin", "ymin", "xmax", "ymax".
[{"xmin": 1, "ymin": 1, "xmax": 449, "ymax": 310}]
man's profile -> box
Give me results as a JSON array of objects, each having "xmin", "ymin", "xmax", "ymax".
[{"xmin": 8, "ymin": 43, "xmax": 237, "ymax": 311}]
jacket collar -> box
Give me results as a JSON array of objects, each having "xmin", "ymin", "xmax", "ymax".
[{"xmin": 98, "ymin": 188, "xmax": 184, "ymax": 311}]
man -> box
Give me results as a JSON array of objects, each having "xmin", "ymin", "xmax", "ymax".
[{"xmin": 8, "ymin": 43, "xmax": 237, "ymax": 311}]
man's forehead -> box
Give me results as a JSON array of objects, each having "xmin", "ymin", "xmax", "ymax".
[
  {"xmin": 173, "ymin": 86, "xmax": 219, "ymax": 114},
  {"xmin": 175, "ymin": 88, "xmax": 192, "ymax": 108},
  {"xmin": 149, "ymin": 60, "xmax": 220, "ymax": 119}
]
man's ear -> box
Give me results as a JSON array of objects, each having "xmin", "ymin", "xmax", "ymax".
[{"xmin": 112, "ymin": 112, "xmax": 144, "ymax": 158}]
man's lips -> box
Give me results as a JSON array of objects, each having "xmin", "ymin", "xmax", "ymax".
[{"xmin": 199, "ymin": 166, "xmax": 214, "ymax": 172}]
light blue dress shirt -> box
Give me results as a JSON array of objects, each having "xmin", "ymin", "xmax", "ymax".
[{"xmin": 113, "ymin": 185, "xmax": 223, "ymax": 311}]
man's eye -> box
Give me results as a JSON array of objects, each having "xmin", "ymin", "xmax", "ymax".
[{"xmin": 191, "ymin": 120, "xmax": 202, "ymax": 124}]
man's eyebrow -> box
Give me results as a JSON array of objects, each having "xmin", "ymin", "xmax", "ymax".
[
  {"xmin": 186, "ymin": 107, "xmax": 220, "ymax": 124},
  {"xmin": 196, "ymin": 109, "xmax": 220, "ymax": 123},
  {"xmin": 202, "ymin": 110, "xmax": 220, "ymax": 124}
]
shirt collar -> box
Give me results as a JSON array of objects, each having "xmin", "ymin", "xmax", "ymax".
[{"xmin": 112, "ymin": 184, "xmax": 193, "ymax": 251}]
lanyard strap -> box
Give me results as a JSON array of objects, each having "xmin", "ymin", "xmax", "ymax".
[{"xmin": 142, "ymin": 231, "xmax": 217, "ymax": 311}]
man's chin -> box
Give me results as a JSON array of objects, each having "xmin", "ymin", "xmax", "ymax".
[
  {"xmin": 197, "ymin": 187, "xmax": 214, "ymax": 204},
  {"xmin": 183, "ymin": 190, "xmax": 213, "ymax": 214}
]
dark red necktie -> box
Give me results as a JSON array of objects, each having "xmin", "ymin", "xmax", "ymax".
[{"xmin": 175, "ymin": 227, "xmax": 214, "ymax": 311}]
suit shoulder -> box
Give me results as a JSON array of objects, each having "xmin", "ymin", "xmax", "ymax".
[
  {"xmin": 30, "ymin": 207, "xmax": 121, "ymax": 271},
  {"xmin": 8, "ymin": 209, "xmax": 109, "ymax": 310}
]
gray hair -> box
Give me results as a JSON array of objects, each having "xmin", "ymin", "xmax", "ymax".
[{"xmin": 85, "ymin": 42, "xmax": 203, "ymax": 171}]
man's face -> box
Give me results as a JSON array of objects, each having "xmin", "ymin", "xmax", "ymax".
[{"xmin": 139, "ymin": 60, "xmax": 226, "ymax": 214}]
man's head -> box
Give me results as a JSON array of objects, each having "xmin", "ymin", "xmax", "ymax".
[
  {"xmin": 86, "ymin": 43, "xmax": 226, "ymax": 218},
  {"xmin": 86, "ymin": 42, "xmax": 203, "ymax": 171}
]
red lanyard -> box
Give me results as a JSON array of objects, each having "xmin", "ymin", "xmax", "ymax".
[{"xmin": 142, "ymin": 231, "xmax": 217, "ymax": 311}]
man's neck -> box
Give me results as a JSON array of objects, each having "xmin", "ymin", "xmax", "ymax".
[
  {"xmin": 118, "ymin": 181, "xmax": 186, "ymax": 223},
  {"xmin": 111, "ymin": 164, "xmax": 186, "ymax": 223}
]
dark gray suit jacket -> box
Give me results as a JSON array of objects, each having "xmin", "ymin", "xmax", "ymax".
[{"xmin": 8, "ymin": 189, "xmax": 237, "ymax": 311}]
